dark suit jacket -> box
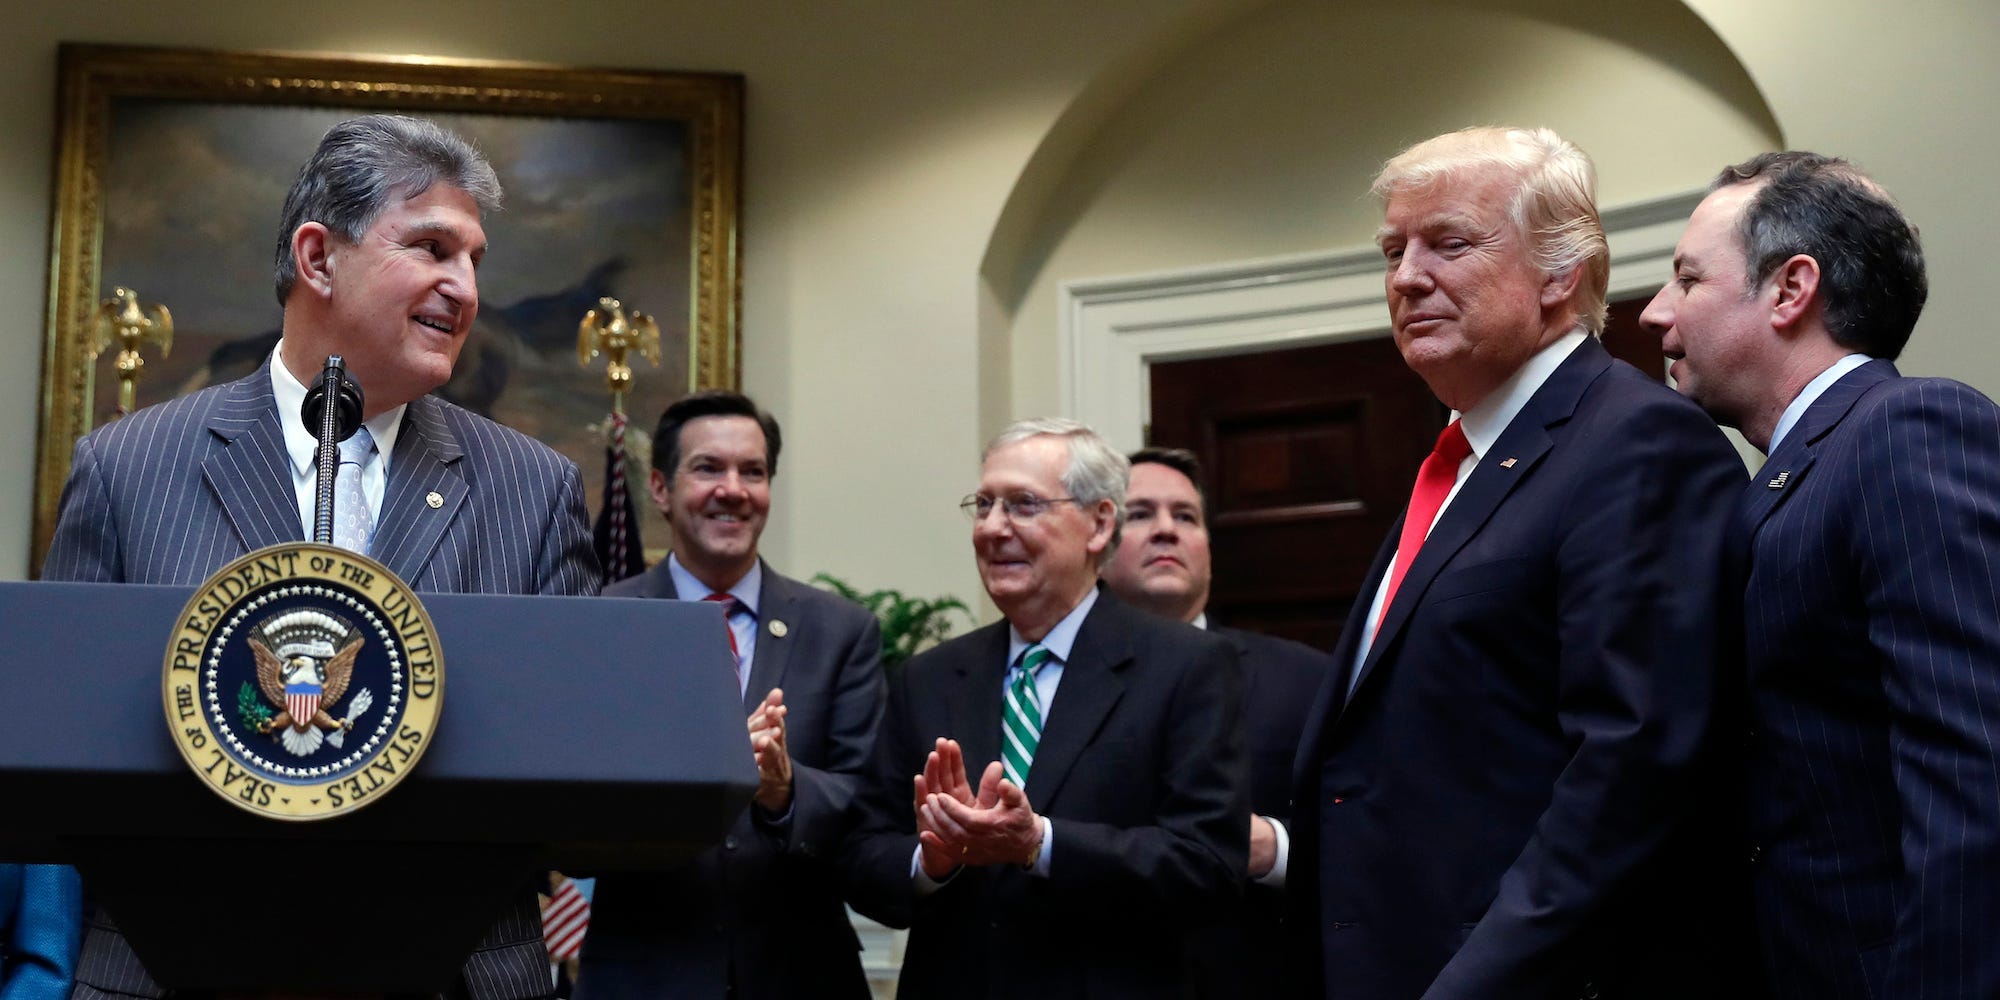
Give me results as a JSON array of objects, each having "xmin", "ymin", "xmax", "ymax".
[
  {"xmin": 1287, "ymin": 337, "xmax": 1745, "ymax": 999},
  {"xmin": 842, "ymin": 591, "xmax": 1249, "ymax": 999},
  {"xmin": 1183, "ymin": 627, "xmax": 1330, "ymax": 999},
  {"xmin": 576, "ymin": 560, "xmax": 885, "ymax": 1000},
  {"xmin": 43, "ymin": 364, "xmax": 599, "ymax": 1000},
  {"xmin": 1736, "ymin": 361, "xmax": 2000, "ymax": 999}
]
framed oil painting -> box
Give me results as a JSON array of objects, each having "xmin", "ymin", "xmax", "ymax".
[{"xmin": 33, "ymin": 43, "xmax": 742, "ymax": 574}]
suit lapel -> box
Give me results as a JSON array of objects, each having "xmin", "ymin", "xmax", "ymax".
[
  {"xmin": 628, "ymin": 560, "xmax": 680, "ymax": 600},
  {"xmin": 743, "ymin": 562, "xmax": 796, "ymax": 712},
  {"xmin": 1738, "ymin": 360, "xmax": 1896, "ymax": 543},
  {"xmin": 373, "ymin": 397, "xmax": 469, "ymax": 583},
  {"xmin": 201, "ymin": 372, "xmax": 305, "ymax": 553},
  {"xmin": 1344, "ymin": 338, "xmax": 1607, "ymax": 704},
  {"xmin": 1023, "ymin": 597, "xmax": 1129, "ymax": 806},
  {"xmin": 946, "ymin": 623, "xmax": 1011, "ymax": 779}
]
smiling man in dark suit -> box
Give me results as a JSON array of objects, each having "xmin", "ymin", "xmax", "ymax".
[
  {"xmin": 576, "ymin": 389, "xmax": 885, "ymax": 1000},
  {"xmin": 1642, "ymin": 152, "xmax": 2000, "ymax": 1000},
  {"xmin": 44, "ymin": 114, "xmax": 599, "ymax": 999},
  {"xmin": 1101, "ymin": 446, "xmax": 1330, "ymax": 998},
  {"xmin": 843, "ymin": 418, "xmax": 1247, "ymax": 999},
  {"xmin": 1286, "ymin": 126, "xmax": 1745, "ymax": 999}
]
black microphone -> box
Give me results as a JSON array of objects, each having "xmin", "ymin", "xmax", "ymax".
[{"xmin": 301, "ymin": 355, "xmax": 365, "ymax": 546}]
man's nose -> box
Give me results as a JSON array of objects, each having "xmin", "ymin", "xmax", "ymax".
[
  {"xmin": 1388, "ymin": 250, "xmax": 1432, "ymax": 294},
  {"xmin": 973, "ymin": 503, "xmax": 1011, "ymax": 537},
  {"xmin": 1638, "ymin": 288, "xmax": 1674, "ymax": 343},
  {"xmin": 440, "ymin": 257, "xmax": 479, "ymax": 319}
]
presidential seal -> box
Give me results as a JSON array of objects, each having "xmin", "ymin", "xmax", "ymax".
[{"xmin": 163, "ymin": 542, "xmax": 442, "ymax": 820}]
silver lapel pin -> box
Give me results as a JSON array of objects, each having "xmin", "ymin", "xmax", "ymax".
[{"xmin": 1766, "ymin": 471, "xmax": 1790, "ymax": 490}]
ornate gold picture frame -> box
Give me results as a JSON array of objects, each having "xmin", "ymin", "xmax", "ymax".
[{"xmin": 35, "ymin": 44, "xmax": 742, "ymax": 575}]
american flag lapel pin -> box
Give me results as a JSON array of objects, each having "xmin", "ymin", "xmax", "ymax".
[
  {"xmin": 1767, "ymin": 471, "xmax": 1790, "ymax": 490},
  {"xmin": 1499, "ymin": 457, "xmax": 1517, "ymax": 469}
]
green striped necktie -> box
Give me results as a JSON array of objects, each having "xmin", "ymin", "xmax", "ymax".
[{"xmin": 1002, "ymin": 644, "xmax": 1052, "ymax": 789}]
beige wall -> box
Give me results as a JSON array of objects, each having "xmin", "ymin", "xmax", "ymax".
[
  {"xmin": 994, "ymin": 0, "xmax": 1783, "ymax": 424},
  {"xmin": 0, "ymin": 0, "xmax": 1195, "ymax": 602},
  {"xmin": 4, "ymin": 0, "xmax": 1998, "ymax": 626},
  {"xmin": 1680, "ymin": 0, "xmax": 2000, "ymax": 389}
]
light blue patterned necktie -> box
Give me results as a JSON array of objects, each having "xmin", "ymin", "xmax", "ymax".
[
  {"xmin": 331, "ymin": 426, "xmax": 376, "ymax": 555},
  {"xmin": 1002, "ymin": 644, "xmax": 1051, "ymax": 790}
]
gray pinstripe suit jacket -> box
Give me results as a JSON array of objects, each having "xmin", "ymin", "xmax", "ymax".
[
  {"xmin": 43, "ymin": 363, "xmax": 600, "ymax": 999},
  {"xmin": 1740, "ymin": 360, "xmax": 2000, "ymax": 999}
]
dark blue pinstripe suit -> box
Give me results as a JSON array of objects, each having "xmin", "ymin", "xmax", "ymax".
[
  {"xmin": 1740, "ymin": 359, "xmax": 2000, "ymax": 999},
  {"xmin": 44, "ymin": 363, "xmax": 599, "ymax": 999}
]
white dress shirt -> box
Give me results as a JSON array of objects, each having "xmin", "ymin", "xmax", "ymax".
[
  {"xmin": 270, "ymin": 343, "xmax": 404, "ymax": 542},
  {"xmin": 1351, "ymin": 329, "xmax": 1589, "ymax": 679}
]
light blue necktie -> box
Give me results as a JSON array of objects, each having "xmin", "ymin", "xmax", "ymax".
[{"xmin": 331, "ymin": 426, "xmax": 376, "ymax": 555}]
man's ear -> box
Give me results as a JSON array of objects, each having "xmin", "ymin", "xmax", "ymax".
[
  {"xmin": 1541, "ymin": 264, "xmax": 1584, "ymax": 312},
  {"xmin": 1085, "ymin": 498, "xmax": 1118, "ymax": 556},
  {"xmin": 1768, "ymin": 254, "xmax": 1822, "ymax": 333},
  {"xmin": 292, "ymin": 223, "xmax": 337, "ymax": 297},
  {"xmin": 649, "ymin": 467, "xmax": 673, "ymax": 521}
]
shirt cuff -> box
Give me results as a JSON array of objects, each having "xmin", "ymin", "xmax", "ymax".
[
  {"xmin": 1028, "ymin": 815, "xmax": 1053, "ymax": 877},
  {"xmin": 911, "ymin": 845, "xmax": 954, "ymax": 895},
  {"xmin": 1253, "ymin": 815, "xmax": 1289, "ymax": 888}
]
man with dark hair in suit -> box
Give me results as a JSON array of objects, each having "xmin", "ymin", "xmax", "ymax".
[
  {"xmin": 1642, "ymin": 152, "xmax": 2000, "ymax": 1000},
  {"xmin": 576, "ymin": 389, "xmax": 885, "ymax": 1000},
  {"xmin": 1101, "ymin": 446, "xmax": 1330, "ymax": 997},
  {"xmin": 843, "ymin": 418, "xmax": 1247, "ymax": 999},
  {"xmin": 44, "ymin": 113, "xmax": 599, "ymax": 999},
  {"xmin": 1286, "ymin": 126, "xmax": 1745, "ymax": 999}
]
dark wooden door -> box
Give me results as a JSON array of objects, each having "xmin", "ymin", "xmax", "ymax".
[
  {"xmin": 1146, "ymin": 301, "xmax": 1663, "ymax": 652},
  {"xmin": 1149, "ymin": 336, "xmax": 1442, "ymax": 651}
]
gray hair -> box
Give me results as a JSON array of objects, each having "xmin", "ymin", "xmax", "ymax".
[
  {"xmin": 273, "ymin": 114, "xmax": 502, "ymax": 306},
  {"xmin": 1372, "ymin": 125, "xmax": 1609, "ymax": 334},
  {"xmin": 984, "ymin": 417, "xmax": 1129, "ymax": 566}
]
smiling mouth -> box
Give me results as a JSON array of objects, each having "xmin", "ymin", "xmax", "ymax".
[{"xmin": 413, "ymin": 315, "xmax": 455, "ymax": 334}]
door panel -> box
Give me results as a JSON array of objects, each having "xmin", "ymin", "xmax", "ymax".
[{"xmin": 1145, "ymin": 298, "xmax": 1663, "ymax": 651}]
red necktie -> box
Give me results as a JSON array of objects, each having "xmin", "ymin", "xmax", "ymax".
[
  {"xmin": 701, "ymin": 592, "xmax": 741, "ymax": 668},
  {"xmin": 1376, "ymin": 420, "xmax": 1471, "ymax": 631}
]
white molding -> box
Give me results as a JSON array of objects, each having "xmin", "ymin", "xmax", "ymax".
[{"xmin": 1059, "ymin": 189, "xmax": 1704, "ymax": 452}]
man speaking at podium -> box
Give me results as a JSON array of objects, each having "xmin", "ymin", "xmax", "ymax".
[{"xmin": 44, "ymin": 115, "xmax": 598, "ymax": 998}]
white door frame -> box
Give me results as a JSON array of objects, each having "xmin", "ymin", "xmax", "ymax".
[{"xmin": 1058, "ymin": 190, "xmax": 1702, "ymax": 453}]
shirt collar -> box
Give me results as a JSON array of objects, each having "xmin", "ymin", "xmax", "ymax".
[
  {"xmin": 668, "ymin": 552, "xmax": 763, "ymax": 617},
  {"xmin": 1191, "ymin": 610, "xmax": 1209, "ymax": 631},
  {"xmin": 270, "ymin": 341, "xmax": 406, "ymax": 478},
  {"xmin": 1457, "ymin": 329, "xmax": 1588, "ymax": 459},
  {"xmin": 1767, "ymin": 353, "xmax": 1871, "ymax": 454},
  {"xmin": 1008, "ymin": 585, "xmax": 1099, "ymax": 668}
]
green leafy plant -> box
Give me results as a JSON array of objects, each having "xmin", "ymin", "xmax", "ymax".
[
  {"xmin": 237, "ymin": 681, "xmax": 274, "ymax": 731},
  {"xmin": 812, "ymin": 573, "xmax": 971, "ymax": 668}
]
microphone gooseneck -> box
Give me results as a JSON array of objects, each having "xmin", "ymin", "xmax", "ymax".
[{"xmin": 301, "ymin": 355, "xmax": 364, "ymax": 546}]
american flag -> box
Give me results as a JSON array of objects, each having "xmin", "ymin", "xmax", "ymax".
[
  {"xmin": 593, "ymin": 412, "xmax": 647, "ymax": 585},
  {"xmin": 542, "ymin": 874, "xmax": 591, "ymax": 962},
  {"xmin": 285, "ymin": 683, "xmax": 321, "ymax": 729}
]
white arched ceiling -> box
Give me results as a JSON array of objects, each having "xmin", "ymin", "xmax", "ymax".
[{"xmin": 979, "ymin": 0, "xmax": 1785, "ymax": 429}]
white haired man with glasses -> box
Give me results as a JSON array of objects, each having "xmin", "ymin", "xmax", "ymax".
[{"xmin": 842, "ymin": 418, "xmax": 1249, "ymax": 998}]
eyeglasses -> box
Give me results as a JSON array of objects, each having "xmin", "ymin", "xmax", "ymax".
[{"xmin": 960, "ymin": 492, "xmax": 1082, "ymax": 522}]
